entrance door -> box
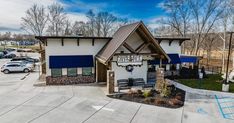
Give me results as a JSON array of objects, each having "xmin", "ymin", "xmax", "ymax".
[{"xmin": 97, "ymin": 61, "xmax": 107, "ymax": 82}]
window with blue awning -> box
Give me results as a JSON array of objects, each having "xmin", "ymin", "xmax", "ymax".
[
  {"xmin": 148, "ymin": 54, "xmax": 181, "ymax": 65},
  {"xmin": 49, "ymin": 55, "xmax": 94, "ymax": 68}
]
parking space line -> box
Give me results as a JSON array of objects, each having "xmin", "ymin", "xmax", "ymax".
[
  {"xmin": 215, "ymin": 95, "xmax": 234, "ymax": 120},
  {"xmin": 28, "ymin": 85, "xmax": 75, "ymax": 123},
  {"xmin": 219, "ymin": 100, "xmax": 234, "ymax": 104},
  {"xmin": 215, "ymin": 95, "xmax": 226, "ymax": 118},
  {"xmin": 82, "ymin": 100, "xmax": 113, "ymax": 123},
  {"xmin": 0, "ymin": 86, "xmax": 45, "ymax": 117},
  {"xmin": 222, "ymin": 105, "xmax": 234, "ymax": 109}
]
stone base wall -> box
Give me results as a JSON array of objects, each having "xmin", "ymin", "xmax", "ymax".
[{"xmin": 46, "ymin": 74, "xmax": 95, "ymax": 85}]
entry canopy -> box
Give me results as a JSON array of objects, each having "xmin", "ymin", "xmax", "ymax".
[
  {"xmin": 180, "ymin": 55, "xmax": 198, "ymax": 64},
  {"xmin": 49, "ymin": 55, "xmax": 94, "ymax": 68},
  {"xmin": 148, "ymin": 54, "xmax": 181, "ymax": 65}
]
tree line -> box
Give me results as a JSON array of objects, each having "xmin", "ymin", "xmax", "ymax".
[
  {"xmin": 0, "ymin": 32, "xmax": 35, "ymax": 41},
  {"xmin": 21, "ymin": 3, "xmax": 129, "ymax": 37},
  {"xmin": 156, "ymin": 0, "xmax": 234, "ymax": 56}
]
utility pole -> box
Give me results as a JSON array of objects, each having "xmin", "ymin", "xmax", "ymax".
[{"xmin": 223, "ymin": 32, "xmax": 233, "ymax": 92}]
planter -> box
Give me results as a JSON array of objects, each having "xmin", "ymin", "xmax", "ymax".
[{"xmin": 222, "ymin": 84, "xmax": 229, "ymax": 92}]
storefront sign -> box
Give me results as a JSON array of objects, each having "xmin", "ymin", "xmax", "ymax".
[{"xmin": 117, "ymin": 55, "xmax": 143, "ymax": 66}]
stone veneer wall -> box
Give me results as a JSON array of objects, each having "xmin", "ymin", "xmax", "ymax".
[{"xmin": 46, "ymin": 74, "xmax": 95, "ymax": 85}]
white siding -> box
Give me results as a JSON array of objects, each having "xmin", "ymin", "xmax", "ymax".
[
  {"xmin": 45, "ymin": 38, "xmax": 108, "ymax": 76},
  {"xmin": 115, "ymin": 32, "xmax": 148, "ymax": 53},
  {"xmin": 160, "ymin": 40, "xmax": 181, "ymax": 54},
  {"xmin": 111, "ymin": 61, "xmax": 148, "ymax": 85}
]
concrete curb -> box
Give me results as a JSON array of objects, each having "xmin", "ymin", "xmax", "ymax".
[{"xmin": 167, "ymin": 79, "xmax": 234, "ymax": 97}]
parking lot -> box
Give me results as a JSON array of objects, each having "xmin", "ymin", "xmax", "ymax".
[{"xmin": 0, "ymin": 55, "xmax": 233, "ymax": 123}]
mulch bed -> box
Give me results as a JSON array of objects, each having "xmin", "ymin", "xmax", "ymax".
[{"xmin": 108, "ymin": 88, "xmax": 185, "ymax": 108}]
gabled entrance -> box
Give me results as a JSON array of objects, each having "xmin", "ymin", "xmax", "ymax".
[{"xmin": 96, "ymin": 21, "xmax": 170, "ymax": 83}]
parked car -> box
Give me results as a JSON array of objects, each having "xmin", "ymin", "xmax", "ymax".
[
  {"xmin": 5, "ymin": 48, "xmax": 15, "ymax": 52},
  {"xmin": 7, "ymin": 61, "xmax": 35, "ymax": 70},
  {"xmin": 1, "ymin": 62, "xmax": 34, "ymax": 74},
  {"xmin": 0, "ymin": 52, "xmax": 4, "ymax": 58},
  {"xmin": 2, "ymin": 50, "xmax": 8, "ymax": 55},
  {"xmin": 11, "ymin": 57, "xmax": 39, "ymax": 63},
  {"xmin": 3, "ymin": 53, "xmax": 16, "ymax": 58},
  {"xmin": 222, "ymin": 70, "xmax": 234, "ymax": 83}
]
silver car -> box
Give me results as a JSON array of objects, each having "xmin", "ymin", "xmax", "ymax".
[{"xmin": 1, "ymin": 62, "xmax": 34, "ymax": 74}]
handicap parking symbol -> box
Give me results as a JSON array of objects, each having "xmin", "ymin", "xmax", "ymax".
[{"xmin": 197, "ymin": 108, "xmax": 208, "ymax": 115}]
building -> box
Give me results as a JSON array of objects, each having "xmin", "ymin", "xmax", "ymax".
[{"xmin": 35, "ymin": 21, "xmax": 189, "ymax": 85}]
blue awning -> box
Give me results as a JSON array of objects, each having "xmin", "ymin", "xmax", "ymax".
[
  {"xmin": 49, "ymin": 55, "xmax": 94, "ymax": 68},
  {"xmin": 180, "ymin": 56, "xmax": 198, "ymax": 64},
  {"xmin": 148, "ymin": 54, "xmax": 181, "ymax": 65}
]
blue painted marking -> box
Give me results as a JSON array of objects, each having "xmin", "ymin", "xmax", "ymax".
[
  {"xmin": 215, "ymin": 95, "xmax": 226, "ymax": 118},
  {"xmin": 219, "ymin": 100, "xmax": 234, "ymax": 104},
  {"xmin": 222, "ymin": 105, "xmax": 234, "ymax": 109},
  {"xmin": 197, "ymin": 108, "xmax": 208, "ymax": 115},
  {"xmin": 224, "ymin": 112, "xmax": 234, "ymax": 115},
  {"xmin": 219, "ymin": 96, "xmax": 234, "ymax": 99}
]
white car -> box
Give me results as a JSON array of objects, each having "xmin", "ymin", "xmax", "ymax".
[
  {"xmin": 7, "ymin": 61, "xmax": 35, "ymax": 69},
  {"xmin": 1, "ymin": 62, "xmax": 34, "ymax": 74},
  {"xmin": 221, "ymin": 70, "xmax": 234, "ymax": 83}
]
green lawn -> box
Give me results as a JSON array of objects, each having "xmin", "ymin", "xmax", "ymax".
[
  {"xmin": 0, "ymin": 46, "xmax": 4, "ymax": 52},
  {"xmin": 177, "ymin": 74, "xmax": 234, "ymax": 93}
]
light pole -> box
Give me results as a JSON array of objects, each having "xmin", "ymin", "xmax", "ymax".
[{"xmin": 223, "ymin": 32, "xmax": 233, "ymax": 91}]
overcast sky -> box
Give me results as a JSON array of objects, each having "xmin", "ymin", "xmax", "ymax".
[{"xmin": 0, "ymin": 0, "xmax": 165, "ymax": 34}]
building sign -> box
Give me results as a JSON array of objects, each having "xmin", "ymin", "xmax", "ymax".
[{"xmin": 117, "ymin": 55, "xmax": 143, "ymax": 66}]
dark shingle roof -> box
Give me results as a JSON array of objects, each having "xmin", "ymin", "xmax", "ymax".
[{"xmin": 96, "ymin": 21, "xmax": 170, "ymax": 64}]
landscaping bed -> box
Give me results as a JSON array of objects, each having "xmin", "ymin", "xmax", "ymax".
[{"xmin": 108, "ymin": 88, "xmax": 185, "ymax": 108}]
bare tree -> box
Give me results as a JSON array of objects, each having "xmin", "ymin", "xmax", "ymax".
[
  {"xmin": 1, "ymin": 32, "xmax": 11, "ymax": 50},
  {"xmin": 189, "ymin": 0, "xmax": 224, "ymax": 55},
  {"xmin": 21, "ymin": 4, "xmax": 48, "ymax": 36},
  {"xmin": 99, "ymin": 12, "xmax": 117, "ymax": 37},
  {"xmin": 86, "ymin": 10, "xmax": 95, "ymax": 36},
  {"xmin": 161, "ymin": 0, "xmax": 190, "ymax": 37},
  {"xmin": 95, "ymin": 13, "xmax": 102, "ymax": 37},
  {"xmin": 203, "ymin": 32, "xmax": 219, "ymax": 65},
  {"xmin": 64, "ymin": 19, "xmax": 72, "ymax": 35},
  {"xmin": 47, "ymin": 3, "xmax": 67, "ymax": 36}
]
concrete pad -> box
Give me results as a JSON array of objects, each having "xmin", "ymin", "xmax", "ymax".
[
  {"xmin": 182, "ymin": 111, "xmax": 234, "ymax": 123},
  {"xmin": 184, "ymin": 93, "xmax": 221, "ymax": 118},
  {"xmin": 24, "ymin": 94, "xmax": 72, "ymax": 107},
  {"xmin": 0, "ymin": 93, "xmax": 38, "ymax": 105},
  {"xmin": 30, "ymin": 98, "xmax": 110, "ymax": 123},
  {"xmin": 85, "ymin": 99, "xmax": 141, "ymax": 123},
  {"xmin": 56, "ymin": 86, "xmax": 73, "ymax": 96},
  {"xmin": 0, "ymin": 105, "xmax": 15, "ymax": 116},
  {"xmin": 72, "ymin": 86, "xmax": 107, "ymax": 99},
  {"xmin": 42, "ymin": 86, "xmax": 59, "ymax": 94},
  {"xmin": 0, "ymin": 105, "xmax": 51, "ymax": 123},
  {"xmin": 131, "ymin": 104, "xmax": 183, "ymax": 123}
]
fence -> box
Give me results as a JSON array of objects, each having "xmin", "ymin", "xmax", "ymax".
[{"xmin": 200, "ymin": 64, "xmax": 222, "ymax": 74}]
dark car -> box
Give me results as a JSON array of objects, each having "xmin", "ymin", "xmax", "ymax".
[
  {"xmin": 5, "ymin": 48, "xmax": 15, "ymax": 52},
  {"xmin": 0, "ymin": 52, "xmax": 4, "ymax": 58},
  {"xmin": 11, "ymin": 57, "xmax": 39, "ymax": 63},
  {"xmin": 3, "ymin": 53, "xmax": 16, "ymax": 58},
  {"xmin": 2, "ymin": 50, "xmax": 8, "ymax": 55}
]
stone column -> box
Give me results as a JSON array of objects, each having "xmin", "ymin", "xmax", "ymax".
[
  {"xmin": 155, "ymin": 68, "xmax": 164, "ymax": 92},
  {"xmin": 107, "ymin": 70, "xmax": 115, "ymax": 94}
]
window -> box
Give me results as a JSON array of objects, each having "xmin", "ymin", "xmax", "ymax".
[
  {"xmin": 82, "ymin": 67, "xmax": 92, "ymax": 76},
  {"xmin": 67, "ymin": 68, "xmax": 77, "ymax": 77},
  {"xmin": 51, "ymin": 68, "xmax": 62, "ymax": 77}
]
